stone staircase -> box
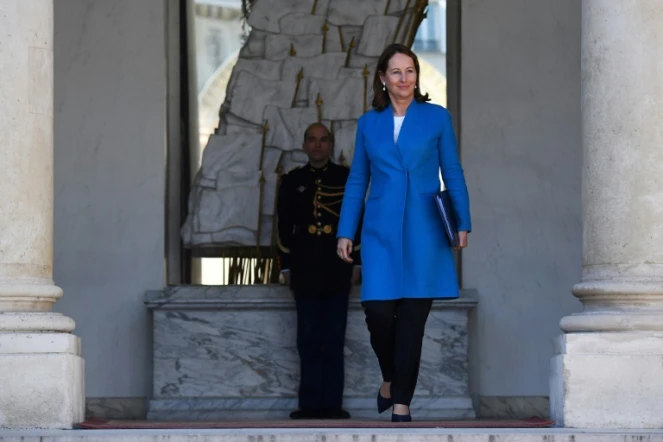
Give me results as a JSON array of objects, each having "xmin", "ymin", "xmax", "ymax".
[{"xmin": 2, "ymin": 428, "xmax": 663, "ymax": 441}]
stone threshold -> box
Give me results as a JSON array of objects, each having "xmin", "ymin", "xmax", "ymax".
[
  {"xmin": 2, "ymin": 428, "xmax": 663, "ymax": 441},
  {"xmin": 86, "ymin": 395, "xmax": 550, "ymax": 421},
  {"xmin": 144, "ymin": 285, "xmax": 479, "ymax": 310}
]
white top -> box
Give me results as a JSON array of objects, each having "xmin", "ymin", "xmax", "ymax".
[{"xmin": 394, "ymin": 115, "xmax": 405, "ymax": 143}]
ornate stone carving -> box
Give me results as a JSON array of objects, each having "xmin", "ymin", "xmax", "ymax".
[{"xmin": 182, "ymin": 0, "xmax": 427, "ymax": 249}]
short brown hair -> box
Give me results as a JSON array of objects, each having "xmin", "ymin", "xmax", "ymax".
[{"xmin": 371, "ymin": 44, "xmax": 430, "ymax": 112}]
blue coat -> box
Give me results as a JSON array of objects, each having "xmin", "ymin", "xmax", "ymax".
[{"xmin": 337, "ymin": 100, "xmax": 471, "ymax": 302}]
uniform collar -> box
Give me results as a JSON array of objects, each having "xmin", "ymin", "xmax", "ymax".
[{"xmin": 308, "ymin": 161, "xmax": 330, "ymax": 173}]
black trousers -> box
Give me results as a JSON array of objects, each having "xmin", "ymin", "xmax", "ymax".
[
  {"xmin": 294, "ymin": 291, "xmax": 349, "ymax": 411},
  {"xmin": 362, "ymin": 298, "xmax": 433, "ymax": 406}
]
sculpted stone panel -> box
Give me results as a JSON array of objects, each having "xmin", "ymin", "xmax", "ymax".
[
  {"xmin": 264, "ymin": 34, "xmax": 324, "ymax": 60},
  {"xmin": 263, "ymin": 106, "xmax": 331, "ymax": 152},
  {"xmin": 281, "ymin": 53, "xmax": 347, "ymax": 81},
  {"xmin": 278, "ymin": 12, "xmax": 327, "ymax": 35},
  {"xmin": 182, "ymin": 0, "xmax": 425, "ymax": 248},
  {"xmin": 357, "ymin": 16, "xmax": 401, "ymax": 57},
  {"xmin": 228, "ymin": 71, "xmax": 297, "ymax": 124},
  {"xmin": 239, "ymin": 30, "xmax": 267, "ymax": 58},
  {"xmin": 248, "ymin": 0, "xmax": 316, "ymax": 33},
  {"xmin": 308, "ymin": 77, "xmax": 365, "ymax": 120},
  {"xmin": 327, "ymin": 0, "xmax": 388, "ymax": 26},
  {"xmin": 195, "ymin": 172, "xmax": 260, "ymax": 235},
  {"xmin": 249, "ymin": 0, "xmax": 333, "ymax": 33},
  {"xmin": 331, "ymin": 120, "xmax": 358, "ymax": 166}
]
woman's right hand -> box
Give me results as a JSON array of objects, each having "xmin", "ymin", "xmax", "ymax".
[{"xmin": 337, "ymin": 238, "xmax": 354, "ymax": 263}]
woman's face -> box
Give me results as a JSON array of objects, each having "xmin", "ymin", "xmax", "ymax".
[{"xmin": 380, "ymin": 52, "xmax": 417, "ymax": 102}]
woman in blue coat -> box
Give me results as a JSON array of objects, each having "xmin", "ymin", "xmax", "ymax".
[{"xmin": 336, "ymin": 44, "xmax": 471, "ymax": 422}]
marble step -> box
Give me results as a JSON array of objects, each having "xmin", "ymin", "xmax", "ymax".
[{"xmin": 2, "ymin": 428, "xmax": 663, "ymax": 441}]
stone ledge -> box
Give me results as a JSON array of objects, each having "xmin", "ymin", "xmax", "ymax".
[
  {"xmin": 477, "ymin": 396, "xmax": 549, "ymax": 419},
  {"xmin": 85, "ymin": 398, "xmax": 147, "ymax": 421},
  {"xmin": 145, "ymin": 285, "xmax": 478, "ymax": 311},
  {"xmin": 148, "ymin": 397, "xmax": 475, "ymax": 421}
]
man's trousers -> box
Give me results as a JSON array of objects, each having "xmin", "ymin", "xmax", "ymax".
[{"xmin": 294, "ymin": 291, "xmax": 350, "ymax": 411}]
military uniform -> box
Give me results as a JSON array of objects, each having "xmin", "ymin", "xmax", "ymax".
[{"xmin": 276, "ymin": 161, "xmax": 361, "ymax": 418}]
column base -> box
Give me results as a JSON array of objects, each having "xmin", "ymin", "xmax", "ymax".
[
  {"xmin": 550, "ymin": 332, "xmax": 663, "ymax": 429},
  {"xmin": 0, "ymin": 333, "xmax": 85, "ymax": 429}
]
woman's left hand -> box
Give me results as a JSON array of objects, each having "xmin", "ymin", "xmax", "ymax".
[
  {"xmin": 337, "ymin": 238, "xmax": 354, "ymax": 263},
  {"xmin": 454, "ymin": 231, "xmax": 469, "ymax": 250}
]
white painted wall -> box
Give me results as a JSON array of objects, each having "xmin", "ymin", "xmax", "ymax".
[
  {"xmin": 461, "ymin": 0, "xmax": 583, "ymax": 396},
  {"xmin": 52, "ymin": 0, "xmax": 167, "ymax": 398}
]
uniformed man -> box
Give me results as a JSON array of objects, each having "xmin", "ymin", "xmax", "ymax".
[{"xmin": 276, "ymin": 122, "xmax": 361, "ymax": 420}]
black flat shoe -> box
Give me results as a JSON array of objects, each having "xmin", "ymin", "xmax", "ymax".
[
  {"xmin": 377, "ymin": 390, "xmax": 393, "ymax": 414},
  {"xmin": 391, "ymin": 413, "xmax": 412, "ymax": 423}
]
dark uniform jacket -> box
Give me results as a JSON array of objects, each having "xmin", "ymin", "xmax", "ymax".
[{"xmin": 277, "ymin": 162, "xmax": 361, "ymax": 294}]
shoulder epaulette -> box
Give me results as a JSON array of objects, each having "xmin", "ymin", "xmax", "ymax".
[
  {"xmin": 285, "ymin": 165, "xmax": 303, "ymax": 175},
  {"xmin": 331, "ymin": 161, "xmax": 350, "ymax": 170}
]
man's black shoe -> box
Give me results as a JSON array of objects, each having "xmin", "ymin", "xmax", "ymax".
[
  {"xmin": 321, "ymin": 408, "xmax": 351, "ymax": 419},
  {"xmin": 289, "ymin": 409, "xmax": 322, "ymax": 419}
]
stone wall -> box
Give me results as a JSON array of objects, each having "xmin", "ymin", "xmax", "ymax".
[
  {"xmin": 53, "ymin": 0, "xmax": 167, "ymax": 400},
  {"xmin": 460, "ymin": 0, "xmax": 582, "ymax": 399}
]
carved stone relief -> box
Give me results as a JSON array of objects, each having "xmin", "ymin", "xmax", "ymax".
[{"xmin": 182, "ymin": 0, "xmax": 428, "ymax": 249}]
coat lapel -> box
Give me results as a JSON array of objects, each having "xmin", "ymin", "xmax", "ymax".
[
  {"xmin": 391, "ymin": 100, "xmax": 420, "ymax": 169},
  {"xmin": 377, "ymin": 103, "xmax": 403, "ymax": 166}
]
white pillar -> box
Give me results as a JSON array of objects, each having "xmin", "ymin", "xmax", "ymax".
[
  {"xmin": 0, "ymin": 0, "xmax": 84, "ymax": 429},
  {"xmin": 550, "ymin": 0, "xmax": 663, "ymax": 429}
]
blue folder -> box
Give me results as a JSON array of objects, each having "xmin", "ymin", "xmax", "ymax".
[{"xmin": 433, "ymin": 190, "xmax": 459, "ymax": 248}]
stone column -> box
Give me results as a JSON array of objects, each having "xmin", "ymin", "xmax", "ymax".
[
  {"xmin": 0, "ymin": 0, "xmax": 84, "ymax": 429},
  {"xmin": 550, "ymin": 0, "xmax": 663, "ymax": 429}
]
